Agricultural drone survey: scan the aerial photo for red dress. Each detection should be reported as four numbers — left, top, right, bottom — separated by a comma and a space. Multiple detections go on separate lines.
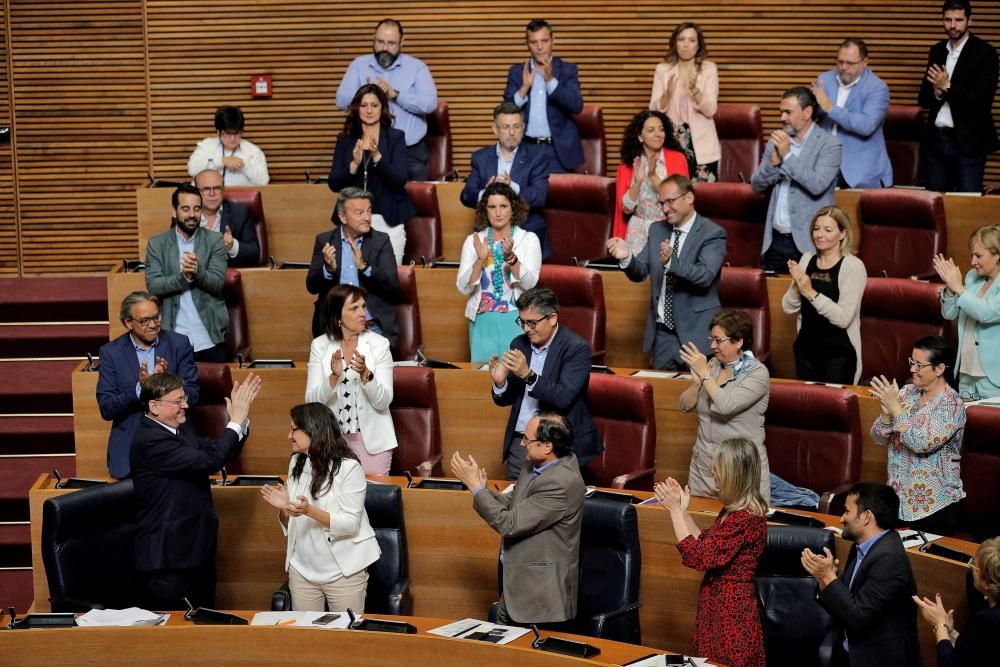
676, 509, 767, 667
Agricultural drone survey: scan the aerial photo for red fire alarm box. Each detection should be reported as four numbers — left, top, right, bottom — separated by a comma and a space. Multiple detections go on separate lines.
251, 75, 272, 98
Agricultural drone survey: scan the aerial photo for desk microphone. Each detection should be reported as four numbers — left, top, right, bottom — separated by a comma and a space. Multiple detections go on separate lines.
404, 471, 414, 488
220, 467, 229, 487
346, 608, 357, 628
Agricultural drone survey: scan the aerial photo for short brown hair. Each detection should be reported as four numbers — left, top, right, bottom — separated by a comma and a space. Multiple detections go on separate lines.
139, 372, 184, 412
710, 310, 753, 352
324, 284, 367, 341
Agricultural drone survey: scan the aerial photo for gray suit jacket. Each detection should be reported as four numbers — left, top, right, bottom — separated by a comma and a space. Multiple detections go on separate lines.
145, 226, 229, 345
750, 123, 841, 255
624, 213, 726, 355
472, 454, 586, 624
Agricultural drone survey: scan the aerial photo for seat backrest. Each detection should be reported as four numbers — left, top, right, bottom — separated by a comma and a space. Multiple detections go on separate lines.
538, 265, 606, 363
719, 267, 770, 362
714, 104, 764, 184
189, 362, 234, 440
764, 382, 862, 494
860, 278, 945, 384
363, 482, 408, 615
389, 366, 442, 477
425, 101, 453, 181
884, 105, 926, 187
41, 480, 140, 611
858, 189, 946, 278
572, 105, 607, 177
692, 182, 767, 267
393, 265, 421, 361
543, 174, 616, 266
223, 267, 251, 362
224, 188, 268, 266
757, 525, 836, 667
585, 374, 655, 490
959, 406, 1000, 541
402, 181, 443, 265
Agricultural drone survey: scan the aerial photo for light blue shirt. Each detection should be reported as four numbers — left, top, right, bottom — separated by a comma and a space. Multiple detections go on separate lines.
131, 333, 160, 397
515, 69, 559, 139
173, 229, 215, 352
476, 144, 523, 201
512, 326, 558, 432
323, 234, 374, 322
773, 123, 814, 234
844, 529, 889, 652
335, 53, 438, 146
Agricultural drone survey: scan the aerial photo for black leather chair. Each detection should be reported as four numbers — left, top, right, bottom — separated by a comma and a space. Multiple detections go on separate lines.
756, 525, 836, 667
41, 480, 140, 612
272, 482, 412, 615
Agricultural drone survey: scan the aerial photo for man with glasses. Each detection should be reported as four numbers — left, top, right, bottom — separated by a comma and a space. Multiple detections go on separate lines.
490, 287, 601, 479
97, 291, 199, 479
187, 105, 269, 186
607, 174, 726, 371
194, 169, 260, 267
811, 38, 893, 189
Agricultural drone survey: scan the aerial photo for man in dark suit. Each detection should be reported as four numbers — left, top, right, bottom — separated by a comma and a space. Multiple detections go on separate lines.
490, 287, 602, 480
97, 291, 199, 479
607, 175, 726, 370
461, 101, 551, 258
194, 169, 261, 267
130, 371, 261, 610
918, 0, 998, 193
451, 413, 585, 625
306, 187, 399, 346
503, 19, 584, 173
801, 482, 921, 667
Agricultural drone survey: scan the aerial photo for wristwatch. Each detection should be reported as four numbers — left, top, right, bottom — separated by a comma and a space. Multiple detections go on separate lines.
524, 370, 537, 384
364, 369, 374, 383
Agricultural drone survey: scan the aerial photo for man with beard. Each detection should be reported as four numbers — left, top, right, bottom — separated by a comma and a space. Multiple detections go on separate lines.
145, 184, 230, 362
336, 18, 438, 181
750, 87, 841, 273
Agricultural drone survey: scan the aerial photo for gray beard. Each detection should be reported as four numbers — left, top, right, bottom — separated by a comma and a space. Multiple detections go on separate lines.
375, 50, 398, 69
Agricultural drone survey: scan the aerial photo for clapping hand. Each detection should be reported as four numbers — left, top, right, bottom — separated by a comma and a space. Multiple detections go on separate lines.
449, 451, 487, 490
347, 237, 366, 270
225, 372, 262, 424
788, 260, 815, 297
932, 254, 964, 294
801, 546, 839, 585
260, 482, 290, 510
811, 79, 833, 113
869, 375, 902, 419
221, 155, 244, 171
519, 59, 535, 97
770, 130, 791, 162
489, 354, 509, 386
287, 495, 310, 518
606, 237, 630, 261
321, 241, 337, 273
330, 349, 345, 382
180, 251, 199, 279
222, 226, 235, 251
349, 350, 369, 381
912, 593, 954, 630
500, 235, 515, 262
501, 348, 530, 379
926, 64, 950, 96
679, 341, 709, 378
654, 477, 689, 512
658, 238, 673, 265
472, 233, 490, 262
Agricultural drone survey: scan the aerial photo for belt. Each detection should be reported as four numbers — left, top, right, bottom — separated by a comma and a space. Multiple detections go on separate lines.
523, 136, 553, 145
656, 322, 675, 333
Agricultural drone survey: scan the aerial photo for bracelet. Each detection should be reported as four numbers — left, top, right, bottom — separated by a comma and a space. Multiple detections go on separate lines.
506, 255, 518, 266
931, 623, 948, 633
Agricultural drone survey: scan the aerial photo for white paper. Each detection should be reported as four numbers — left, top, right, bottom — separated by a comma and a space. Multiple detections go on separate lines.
76, 608, 168, 627
898, 528, 942, 548
630, 370, 680, 379
426, 618, 530, 645
251, 610, 354, 629
621, 654, 709, 666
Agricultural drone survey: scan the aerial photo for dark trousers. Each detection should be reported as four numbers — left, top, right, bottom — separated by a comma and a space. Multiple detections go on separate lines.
762, 232, 800, 274
923, 128, 987, 193
533, 143, 566, 174
141, 559, 216, 611
505, 434, 525, 480
906, 501, 961, 537
794, 347, 857, 385
407, 138, 429, 182
194, 343, 228, 363
652, 326, 685, 370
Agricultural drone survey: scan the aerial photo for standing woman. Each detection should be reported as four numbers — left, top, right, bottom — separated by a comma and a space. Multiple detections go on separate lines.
781, 206, 867, 384
935, 224, 1000, 401
306, 284, 398, 476
260, 403, 380, 612
613, 110, 690, 254
655, 438, 768, 667
328, 83, 414, 265
649, 22, 720, 182
456, 182, 542, 363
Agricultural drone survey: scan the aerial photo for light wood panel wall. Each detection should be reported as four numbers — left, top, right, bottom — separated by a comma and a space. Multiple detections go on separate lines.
1, 2, 999, 274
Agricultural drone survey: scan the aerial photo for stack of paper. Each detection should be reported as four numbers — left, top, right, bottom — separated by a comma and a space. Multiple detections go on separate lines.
250, 611, 353, 629
427, 618, 530, 644
76, 608, 168, 627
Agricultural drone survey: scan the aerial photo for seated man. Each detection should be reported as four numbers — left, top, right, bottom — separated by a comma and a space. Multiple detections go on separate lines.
194, 169, 261, 267
451, 412, 586, 626
97, 291, 199, 479
461, 101, 551, 258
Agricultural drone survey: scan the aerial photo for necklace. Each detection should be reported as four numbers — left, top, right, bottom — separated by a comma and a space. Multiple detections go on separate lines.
486, 227, 509, 306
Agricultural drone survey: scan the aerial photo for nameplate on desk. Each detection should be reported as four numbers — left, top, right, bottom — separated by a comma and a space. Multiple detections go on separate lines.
277, 261, 309, 270
410, 478, 467, 491
919, 542, 973, 564
54, 477, 108, 490
226, 475, 283, 487
8, 613, 77, 629
350, 617, 417, 633
766, 509, 824, 528
246, 359, 295, 369
585, 488, 639, 504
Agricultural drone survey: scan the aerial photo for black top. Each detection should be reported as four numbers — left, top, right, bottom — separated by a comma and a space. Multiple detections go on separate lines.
797, 255, 853, 358
938, 604, 1000, 667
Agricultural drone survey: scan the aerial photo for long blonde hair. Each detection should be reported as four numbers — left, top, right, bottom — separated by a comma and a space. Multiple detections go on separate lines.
715, 438, 768, 516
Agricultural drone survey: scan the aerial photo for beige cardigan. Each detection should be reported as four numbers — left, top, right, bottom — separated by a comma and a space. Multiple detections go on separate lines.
649, 60, 721, 165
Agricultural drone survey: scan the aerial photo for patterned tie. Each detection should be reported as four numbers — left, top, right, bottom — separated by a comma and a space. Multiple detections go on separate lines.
661, 228, 683, 329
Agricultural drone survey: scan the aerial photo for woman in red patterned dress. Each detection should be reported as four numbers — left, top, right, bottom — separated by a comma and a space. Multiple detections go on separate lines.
655, 437, 767, 667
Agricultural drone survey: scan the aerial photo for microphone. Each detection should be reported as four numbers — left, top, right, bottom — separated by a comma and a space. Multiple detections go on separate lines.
346, 608, 357, 628
404, 471, 414, 488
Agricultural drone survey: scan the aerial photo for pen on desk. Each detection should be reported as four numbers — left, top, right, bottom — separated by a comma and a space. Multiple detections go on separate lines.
275, 618, 296, 626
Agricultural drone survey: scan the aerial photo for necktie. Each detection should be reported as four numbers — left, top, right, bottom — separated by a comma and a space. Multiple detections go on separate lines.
661, 228, 683, 329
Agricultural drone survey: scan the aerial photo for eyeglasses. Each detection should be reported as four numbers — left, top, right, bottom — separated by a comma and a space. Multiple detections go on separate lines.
289, 426, 305, 435
836, 58, 865, 67
128, 314, 161, 328
907, 357, 937, 370
709, 336, 732, 345
969, 556, 977, 569
515, 313, 553, 330
961, 390, 981, 402
658, 194, 687, 206
521, 436, 546, 448
219, 130, 242, 138
155, 395, 188, 406
199, 186, 223, 194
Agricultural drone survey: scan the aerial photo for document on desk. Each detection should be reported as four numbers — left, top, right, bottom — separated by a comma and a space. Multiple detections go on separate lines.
622, 654, 710, 666
898, 528, 943, 548
427, 618, 529, 644
76, 608, 169, 627
251, 611, 353, 629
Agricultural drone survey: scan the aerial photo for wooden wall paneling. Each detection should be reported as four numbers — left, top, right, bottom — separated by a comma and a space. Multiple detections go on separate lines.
0, 1, 16, 275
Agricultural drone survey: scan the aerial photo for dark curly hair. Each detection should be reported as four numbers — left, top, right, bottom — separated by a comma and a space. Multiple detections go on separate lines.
289, 402, 359, 499
341, 83, 394, 138
473, 181, 529, 232
619, 110, 683, 164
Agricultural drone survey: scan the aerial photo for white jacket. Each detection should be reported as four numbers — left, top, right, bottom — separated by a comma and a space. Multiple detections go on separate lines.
456, 226, 541, 321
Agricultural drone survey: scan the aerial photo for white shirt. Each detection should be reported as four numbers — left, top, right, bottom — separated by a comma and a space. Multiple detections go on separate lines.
935, 34, 970, 129
831, 75, 862, 137
659, 213, 696, 322
773, 123, 814, 234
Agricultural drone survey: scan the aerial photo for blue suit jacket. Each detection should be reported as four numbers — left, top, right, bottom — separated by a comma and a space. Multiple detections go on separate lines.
815, 68, 893, 188
504, 57, 584, 171
220, 202, 261, 267
97, 329, 199, 478
460, 143, 551, 257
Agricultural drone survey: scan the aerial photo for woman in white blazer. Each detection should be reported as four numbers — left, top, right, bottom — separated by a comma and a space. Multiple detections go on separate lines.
306, 284, 397, 475
260, 402, 380, 612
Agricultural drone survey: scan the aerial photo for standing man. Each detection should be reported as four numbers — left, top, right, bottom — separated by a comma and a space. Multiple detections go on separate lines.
461, 101, 552, 258
918, 0, 998, 193
306, 187, 399, 346
336, 18, 439, 181
145, 184, 230, 363
504, 19, 584, 174
812, 38, 893, 189
194, 169, 261, 267
801, 482, 921, 667
751, 87, 842, 273
97, 292, 199, 479
490, 287, 602, 480
606, 175, 726, 370
131, 372, 261, 610
451, 413, 586, 626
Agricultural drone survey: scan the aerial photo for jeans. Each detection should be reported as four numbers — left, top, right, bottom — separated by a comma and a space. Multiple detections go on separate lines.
923, 128, 987, 193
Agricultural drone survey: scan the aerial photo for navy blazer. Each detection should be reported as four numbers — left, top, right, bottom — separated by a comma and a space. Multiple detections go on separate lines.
504, 57, 584, 171
220, 202, 261, 267
328, 126, 415, 226
492, 325, 602, 466
461, 142, 552, 258
130, 415, 244, 571
918, 33, 999, 158
306, 226, 399, 345
97, 329, 199, 479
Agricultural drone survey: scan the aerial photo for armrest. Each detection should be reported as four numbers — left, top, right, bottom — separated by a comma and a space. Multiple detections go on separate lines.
593, 602, 642, 643
388, 578, 413, 616
611, 468, 656, 491
910, 270, 941, 282
271, 581, 292, 611
819, 482, 856, 516
415, 453, 443, 478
